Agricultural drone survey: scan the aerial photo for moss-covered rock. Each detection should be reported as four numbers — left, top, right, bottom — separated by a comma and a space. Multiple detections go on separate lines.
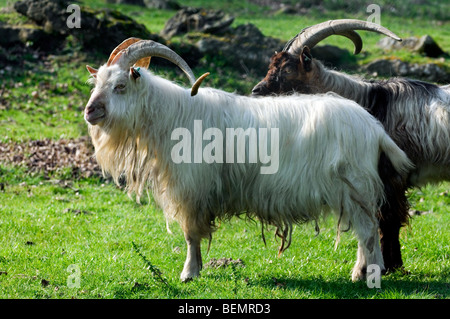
193, 23, 284, 76
361, 58, 450, 83
12, 0, 163, 54
161, 7, 234, 39
377, 35, 446, 58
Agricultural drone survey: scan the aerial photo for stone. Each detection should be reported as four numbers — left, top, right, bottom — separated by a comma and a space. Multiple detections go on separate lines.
414, 35, 446, 58
194, 23, 284, 76
362, 58, 450, 83
160, 7, 234, 39
310, 45, 356, 69
12, 0, 162, 54
14, 0, 71, 33
377, 34, 446, 57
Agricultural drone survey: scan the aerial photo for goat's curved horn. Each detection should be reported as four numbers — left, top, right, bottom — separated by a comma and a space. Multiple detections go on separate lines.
191, 72, 210, 96
112, 40, 196, 86
283, 29, 363, 55
107, 37, 142, 66
284, 19, 402, 55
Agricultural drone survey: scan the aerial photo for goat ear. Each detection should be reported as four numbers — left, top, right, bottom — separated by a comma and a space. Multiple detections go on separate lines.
300, 46, 313, 72
130, 67, 141, 81
86, 65, 98, 78
133, 57, 151, 69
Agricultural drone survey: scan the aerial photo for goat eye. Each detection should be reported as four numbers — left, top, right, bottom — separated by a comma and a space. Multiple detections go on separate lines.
113, 84, 126, 93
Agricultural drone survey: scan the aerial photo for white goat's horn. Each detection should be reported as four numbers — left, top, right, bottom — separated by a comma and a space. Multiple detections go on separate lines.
284, 19, 402, 55
107, 37, 143, 66
191, 72, 210, 96
112, 39, 197, 86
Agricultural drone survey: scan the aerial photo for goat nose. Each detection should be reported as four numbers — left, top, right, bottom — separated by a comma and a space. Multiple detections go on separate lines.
85, 104, 94, 114
84, 100, 106, 125
85, 101, 103, 113
251, 87, 260, 94
252, 82, 266, 96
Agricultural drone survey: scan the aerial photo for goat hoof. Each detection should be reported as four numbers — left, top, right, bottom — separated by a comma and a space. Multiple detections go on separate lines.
180, 269, 200, 282
351, 267, 366, 282
181, 276, 193, 283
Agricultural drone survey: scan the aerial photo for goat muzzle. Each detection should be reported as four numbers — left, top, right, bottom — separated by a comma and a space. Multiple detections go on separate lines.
251, 81, 270, 96
84, 101, 106, 125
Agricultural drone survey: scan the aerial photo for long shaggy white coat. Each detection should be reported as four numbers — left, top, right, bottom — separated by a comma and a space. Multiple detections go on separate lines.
86, 64, 413, 282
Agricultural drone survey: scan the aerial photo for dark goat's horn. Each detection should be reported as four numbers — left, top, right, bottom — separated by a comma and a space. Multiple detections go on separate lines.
284, 19, 402, 55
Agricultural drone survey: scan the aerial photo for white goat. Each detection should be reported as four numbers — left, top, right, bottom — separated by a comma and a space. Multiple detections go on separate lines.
84, 38, 413, 282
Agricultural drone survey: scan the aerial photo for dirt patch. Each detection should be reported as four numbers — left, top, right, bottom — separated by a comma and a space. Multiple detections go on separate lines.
0, 137, 101, 178
204, 257, 245, 269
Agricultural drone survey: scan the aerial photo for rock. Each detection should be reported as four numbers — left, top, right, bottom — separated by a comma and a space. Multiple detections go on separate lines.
362, 58, 450, 83
193, 24, 356, 75
167, 40, 203, 67
363, 59, 398, 76
161, 7, 234, 39
310, 45, 356, 69
194, 23, 284, 76
378, 37, 416, 51
0, 23, 63, 51
377, 35, 446, 57
0, 24, 21, 45
12, 0, 162, 54
72, 9, 161, 54
415, 35, 446, 58
14, 0, 71, 33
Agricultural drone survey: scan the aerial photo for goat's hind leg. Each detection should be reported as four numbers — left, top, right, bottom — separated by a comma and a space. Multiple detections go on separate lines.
377, 154, 409, 272
349, 204, 385, 282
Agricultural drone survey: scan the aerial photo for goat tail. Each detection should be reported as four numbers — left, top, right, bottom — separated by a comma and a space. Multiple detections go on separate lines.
379, 134, 414, 178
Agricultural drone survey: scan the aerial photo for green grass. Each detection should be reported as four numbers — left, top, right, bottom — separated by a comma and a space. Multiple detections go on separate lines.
0, 0, 449, 299
1, 0, 448, 140
0, 167, 448, 299
0, 54, 90, 142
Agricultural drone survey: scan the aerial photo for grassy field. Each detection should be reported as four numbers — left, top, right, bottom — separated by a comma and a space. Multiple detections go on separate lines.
0, 0, 449, 300
0, 171, 448, 299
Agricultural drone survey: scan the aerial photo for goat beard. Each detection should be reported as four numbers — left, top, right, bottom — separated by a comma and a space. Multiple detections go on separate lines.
88, 122, 162, 202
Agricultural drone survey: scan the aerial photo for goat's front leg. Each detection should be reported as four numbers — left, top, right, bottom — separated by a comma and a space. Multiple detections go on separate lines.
180, 233, 202, 282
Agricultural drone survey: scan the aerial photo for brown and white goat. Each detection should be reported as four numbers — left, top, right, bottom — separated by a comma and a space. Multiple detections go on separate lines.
252, 19, 450, 272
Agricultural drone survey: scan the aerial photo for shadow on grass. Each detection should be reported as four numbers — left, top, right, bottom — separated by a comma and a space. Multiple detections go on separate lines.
246, 269, 450, 299
109, 269, 449, 299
